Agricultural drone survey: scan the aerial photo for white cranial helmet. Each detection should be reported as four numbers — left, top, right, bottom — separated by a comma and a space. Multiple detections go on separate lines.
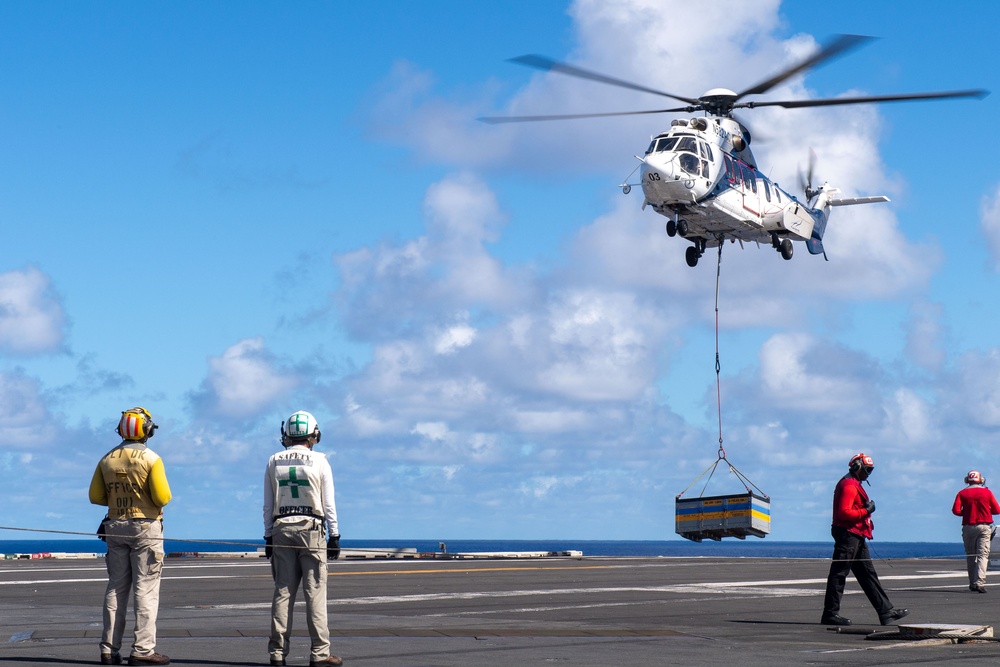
281, 410, 320, 445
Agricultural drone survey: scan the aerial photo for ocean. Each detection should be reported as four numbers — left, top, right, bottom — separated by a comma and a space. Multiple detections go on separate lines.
0, 538, 968, 560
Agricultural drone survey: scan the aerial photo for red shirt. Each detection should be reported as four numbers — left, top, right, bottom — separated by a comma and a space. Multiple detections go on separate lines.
952, 485, 1000, 525
832, 475, 873, 538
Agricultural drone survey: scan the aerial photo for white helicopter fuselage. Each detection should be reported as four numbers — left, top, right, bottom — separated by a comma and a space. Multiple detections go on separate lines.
638, 115, 821, 256
628, 111, 889, 267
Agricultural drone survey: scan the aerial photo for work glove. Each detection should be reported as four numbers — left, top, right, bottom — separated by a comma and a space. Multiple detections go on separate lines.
327, 534, 341, 561
864, 500, 876, 515
264, 536, 273, 559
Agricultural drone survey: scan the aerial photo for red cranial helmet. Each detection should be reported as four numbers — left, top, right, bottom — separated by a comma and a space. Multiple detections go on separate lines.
848, 452, 874, 474
966, 470, 985, 485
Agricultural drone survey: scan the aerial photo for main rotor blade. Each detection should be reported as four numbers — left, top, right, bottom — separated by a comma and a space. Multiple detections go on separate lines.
509, 54, 701, 105
738, 88, 990, 109
737, 34, 875, 100
478, 107, 690, 124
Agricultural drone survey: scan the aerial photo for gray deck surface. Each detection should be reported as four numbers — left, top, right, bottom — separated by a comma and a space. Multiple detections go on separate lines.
2, 554, 1000, 666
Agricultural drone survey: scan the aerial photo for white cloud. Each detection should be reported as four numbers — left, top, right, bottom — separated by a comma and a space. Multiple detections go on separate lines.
882, 388, 938, 445
196, 338, 298, 418
0, 266, 66, 355
905, 301, 947, 373
947, 348, 1000, 429
0, 371, 57, 449
434, 324, 476, 354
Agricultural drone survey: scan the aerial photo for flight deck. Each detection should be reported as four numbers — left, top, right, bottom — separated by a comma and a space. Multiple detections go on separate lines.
2, 554, 1000, 666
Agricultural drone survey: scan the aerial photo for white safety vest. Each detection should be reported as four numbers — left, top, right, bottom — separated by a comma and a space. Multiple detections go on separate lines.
271, 447, 326, 520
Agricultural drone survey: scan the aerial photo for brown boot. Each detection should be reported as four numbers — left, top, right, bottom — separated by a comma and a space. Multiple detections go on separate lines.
309, 657, 343, 666
127, 653, 171, 666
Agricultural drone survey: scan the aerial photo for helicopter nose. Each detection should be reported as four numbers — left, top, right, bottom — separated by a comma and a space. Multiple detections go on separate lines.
641, 154, 695, 204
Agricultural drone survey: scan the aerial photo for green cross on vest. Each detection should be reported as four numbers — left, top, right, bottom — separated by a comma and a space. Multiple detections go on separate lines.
279, 466, 311, 499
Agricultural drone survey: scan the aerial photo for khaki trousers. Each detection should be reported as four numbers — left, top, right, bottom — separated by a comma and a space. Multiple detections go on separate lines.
269, 520, 330, 661
101, 518, 164, 657
962, 523, 993, 588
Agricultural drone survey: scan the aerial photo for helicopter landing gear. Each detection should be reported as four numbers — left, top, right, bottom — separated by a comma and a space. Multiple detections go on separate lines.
676, 220, 689, 238
685, 246, 700, 267
770, 234, 793, 260
685, 238, 707, 267
666, 220, 676, 237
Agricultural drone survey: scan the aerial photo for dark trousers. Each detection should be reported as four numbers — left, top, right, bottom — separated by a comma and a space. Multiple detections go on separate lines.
823, 526, 893, 616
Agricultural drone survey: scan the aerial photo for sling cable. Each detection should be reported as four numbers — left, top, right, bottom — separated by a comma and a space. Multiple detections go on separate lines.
675, 240, 770, 542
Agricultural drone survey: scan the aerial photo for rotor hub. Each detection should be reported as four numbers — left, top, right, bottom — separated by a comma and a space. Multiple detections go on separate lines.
699, 88, 738, 115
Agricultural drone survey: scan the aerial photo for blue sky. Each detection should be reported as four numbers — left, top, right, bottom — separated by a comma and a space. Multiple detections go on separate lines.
1, 0, 998, 545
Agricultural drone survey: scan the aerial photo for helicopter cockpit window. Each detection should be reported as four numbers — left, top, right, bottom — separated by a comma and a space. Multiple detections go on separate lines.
676, 136, 698, 154
699, 141, 714, 162
762, 177, 771, 202
679, 153, 701, 176
646, 136, 679, 154
656, 137, 678, 152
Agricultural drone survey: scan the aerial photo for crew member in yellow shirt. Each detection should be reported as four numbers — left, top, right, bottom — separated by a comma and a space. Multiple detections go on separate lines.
89, 407, 172, 666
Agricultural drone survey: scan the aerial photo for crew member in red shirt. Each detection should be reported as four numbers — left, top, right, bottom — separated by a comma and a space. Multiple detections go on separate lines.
821, 453, 909, 626
952, 470, 1000, 593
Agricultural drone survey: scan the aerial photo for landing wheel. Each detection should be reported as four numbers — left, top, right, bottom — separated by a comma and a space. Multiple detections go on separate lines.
770, 232, 780, 249
677, 220, 689, 237
779, 239, 794, 260
666, 220, 676, 237
685, 245, 700, 267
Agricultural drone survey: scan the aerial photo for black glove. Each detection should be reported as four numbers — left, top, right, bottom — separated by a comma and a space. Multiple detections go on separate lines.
264, 536, 273, 559
96, 518, 108, 543
327, 534, 341, 561
864, 500, 876, 515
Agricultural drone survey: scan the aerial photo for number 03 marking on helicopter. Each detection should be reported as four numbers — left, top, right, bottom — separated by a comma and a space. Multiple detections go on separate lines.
480, 35, 988, 267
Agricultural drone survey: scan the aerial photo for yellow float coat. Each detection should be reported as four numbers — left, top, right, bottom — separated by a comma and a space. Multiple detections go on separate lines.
89, 442, 171, 520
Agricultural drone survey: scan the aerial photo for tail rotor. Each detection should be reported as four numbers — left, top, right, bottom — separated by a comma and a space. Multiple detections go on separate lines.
798, 149, 820, 204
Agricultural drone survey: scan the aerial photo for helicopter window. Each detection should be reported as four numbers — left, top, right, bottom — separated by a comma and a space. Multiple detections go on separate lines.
762, 177, 771, 202
655, 136, 678, 152
724, 155, 738, 183
679, 153, 701, 176
699, 142, 714, 162
740, 164, 756, 193
676, 136, 698, 153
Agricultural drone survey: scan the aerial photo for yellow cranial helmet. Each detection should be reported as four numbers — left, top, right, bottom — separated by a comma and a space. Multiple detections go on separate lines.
117, 407, 157, 442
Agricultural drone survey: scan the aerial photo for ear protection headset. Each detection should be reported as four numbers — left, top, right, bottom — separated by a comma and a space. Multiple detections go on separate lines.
116, 406, 157, 442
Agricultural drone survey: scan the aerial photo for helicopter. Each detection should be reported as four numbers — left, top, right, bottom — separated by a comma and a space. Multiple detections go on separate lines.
481, 35, 988, 267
